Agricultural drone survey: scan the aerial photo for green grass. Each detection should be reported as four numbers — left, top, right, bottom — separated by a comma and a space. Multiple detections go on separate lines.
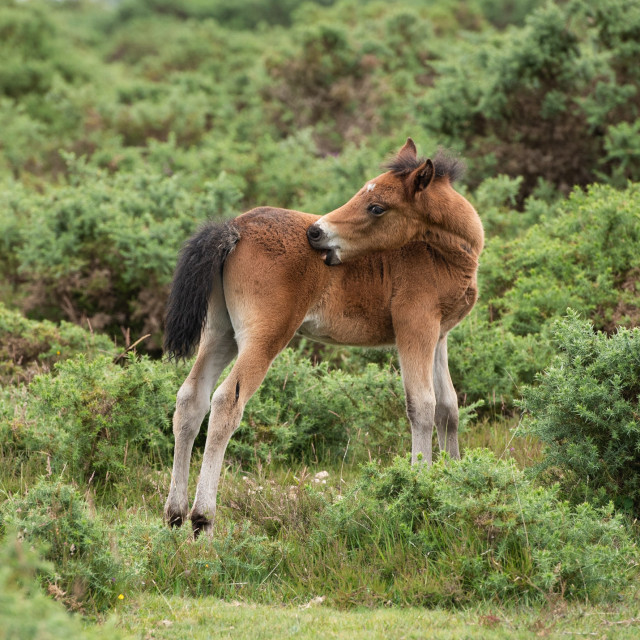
116, 594, 640, 639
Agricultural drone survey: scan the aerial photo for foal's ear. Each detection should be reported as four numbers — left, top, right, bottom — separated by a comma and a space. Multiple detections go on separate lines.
411, 158, 435, 193
398, 137, 417, 158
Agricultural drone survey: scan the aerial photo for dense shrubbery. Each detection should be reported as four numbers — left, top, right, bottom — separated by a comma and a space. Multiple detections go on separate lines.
0, 534, 120, 639
520, 313, 640, 514
2, 0, 639, 196
1, 158, 242, 350
1, 353, 187, 487
237, 348, 407, 464
0, 303, 114, 385
422, 0, 640, 195
0, 481, 124, 613
449, 181, 640, 409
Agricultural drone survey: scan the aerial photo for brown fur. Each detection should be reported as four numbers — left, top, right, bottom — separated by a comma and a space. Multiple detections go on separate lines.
164, 139, 484, 536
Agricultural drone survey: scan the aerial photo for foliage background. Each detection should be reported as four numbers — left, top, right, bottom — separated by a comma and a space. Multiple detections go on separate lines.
1, 0, 640, 636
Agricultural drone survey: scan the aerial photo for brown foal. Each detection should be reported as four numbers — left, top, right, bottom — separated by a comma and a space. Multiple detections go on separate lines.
163, 138, 484, 536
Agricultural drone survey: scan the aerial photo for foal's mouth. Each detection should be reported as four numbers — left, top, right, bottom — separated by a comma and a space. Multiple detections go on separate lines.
307, 222, 342, 266
321, 248, 342, 266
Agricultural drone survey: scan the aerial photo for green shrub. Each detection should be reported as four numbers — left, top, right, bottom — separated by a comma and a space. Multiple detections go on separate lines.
421, 0, 640, 196
0, 481, 124, 613
2, 353, 187, 486
234, 348, 408, 465
519, 312, 640, 513
310, 450, 638, 605
449, 181, 640, 411
1, 158, 242, 350
0, 532, 121, 639
0, 303, 114, 385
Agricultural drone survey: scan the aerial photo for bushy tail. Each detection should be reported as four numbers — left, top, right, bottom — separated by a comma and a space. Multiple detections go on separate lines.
164, 221, 240, 360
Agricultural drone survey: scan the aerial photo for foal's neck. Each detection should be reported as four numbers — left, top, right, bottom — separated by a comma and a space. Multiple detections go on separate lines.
420, 183, 484, 260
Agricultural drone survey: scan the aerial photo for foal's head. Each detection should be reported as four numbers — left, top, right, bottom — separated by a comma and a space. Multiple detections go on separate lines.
307, 139, 479, 265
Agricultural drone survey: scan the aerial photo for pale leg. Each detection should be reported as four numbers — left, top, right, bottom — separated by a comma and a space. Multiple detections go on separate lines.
189, 336, 294, 537
433, 334, 460, 459
395, 320, 439, 465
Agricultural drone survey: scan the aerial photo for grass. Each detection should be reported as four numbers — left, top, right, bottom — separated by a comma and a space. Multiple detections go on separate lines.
115, 594, 640, 639
3, 416, 638, 639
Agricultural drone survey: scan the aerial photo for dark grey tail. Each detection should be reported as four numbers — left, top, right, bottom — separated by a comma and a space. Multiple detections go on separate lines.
164, 221, 240, 360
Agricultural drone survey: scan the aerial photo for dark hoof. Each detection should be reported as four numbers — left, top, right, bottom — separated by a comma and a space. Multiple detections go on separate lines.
164, 504, 187, 528
190, 513, 212, 538
166, 512, 185, 528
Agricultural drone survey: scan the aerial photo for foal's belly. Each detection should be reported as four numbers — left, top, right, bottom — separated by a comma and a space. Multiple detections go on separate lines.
296, 306, 396, 347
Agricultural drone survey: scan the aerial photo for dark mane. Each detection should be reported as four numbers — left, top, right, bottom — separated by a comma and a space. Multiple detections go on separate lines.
384, 148, 465, 183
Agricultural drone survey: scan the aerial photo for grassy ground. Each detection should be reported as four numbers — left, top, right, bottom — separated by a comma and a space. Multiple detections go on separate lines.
115, 595, 640, 639
4, 417, 638, 639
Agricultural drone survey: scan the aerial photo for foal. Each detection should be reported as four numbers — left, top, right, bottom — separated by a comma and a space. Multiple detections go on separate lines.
164, 139, 484, 536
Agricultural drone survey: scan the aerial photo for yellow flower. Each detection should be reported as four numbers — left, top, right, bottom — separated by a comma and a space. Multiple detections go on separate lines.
56, 350, 61, 355
205, 564, 209, 568
118, 594, 124, 600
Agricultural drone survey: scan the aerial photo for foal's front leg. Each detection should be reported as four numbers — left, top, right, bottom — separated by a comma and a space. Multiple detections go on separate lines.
395, 320, 440, 465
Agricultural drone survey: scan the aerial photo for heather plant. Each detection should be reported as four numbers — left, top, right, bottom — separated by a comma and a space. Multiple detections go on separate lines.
519, 312, 640, 513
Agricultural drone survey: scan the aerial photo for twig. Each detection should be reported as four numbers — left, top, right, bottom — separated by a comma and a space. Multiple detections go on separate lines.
113, 334, 151, 363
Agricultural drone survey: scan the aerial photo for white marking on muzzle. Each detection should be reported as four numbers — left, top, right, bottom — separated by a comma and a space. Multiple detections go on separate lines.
315, 217, 339, 243
314, 218, 343, 264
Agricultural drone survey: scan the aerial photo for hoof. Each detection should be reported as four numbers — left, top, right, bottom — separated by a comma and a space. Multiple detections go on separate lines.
165, 511, 185, 528
190, 512, 213, 538
164, 501, 188, 529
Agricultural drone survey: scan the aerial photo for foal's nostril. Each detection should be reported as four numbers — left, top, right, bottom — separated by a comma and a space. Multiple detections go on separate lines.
307, 224, 324, 245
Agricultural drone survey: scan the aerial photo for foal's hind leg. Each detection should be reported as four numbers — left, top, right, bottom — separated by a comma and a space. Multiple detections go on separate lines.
189, 331, 297, 537
433, 334, 460, 459
164, 320, 237, 527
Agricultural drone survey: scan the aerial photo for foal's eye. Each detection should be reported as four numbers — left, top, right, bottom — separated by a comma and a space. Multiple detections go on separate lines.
367, 204, 386, 216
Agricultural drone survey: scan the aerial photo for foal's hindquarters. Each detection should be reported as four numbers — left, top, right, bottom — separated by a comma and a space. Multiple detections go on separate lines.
164, 211, 324, 535
164, 209, 476, 536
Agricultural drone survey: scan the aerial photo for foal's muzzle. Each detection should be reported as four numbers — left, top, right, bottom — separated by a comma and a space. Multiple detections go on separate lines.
307, 224, 342, 266
307, 224, 324, 245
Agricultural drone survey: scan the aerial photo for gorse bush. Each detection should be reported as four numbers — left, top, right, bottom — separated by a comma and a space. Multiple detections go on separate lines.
0, 481, 124, 613
310, 451, 637, 605
1, 157, 242, 350
0, 302, 114, 385
0, 533, 121, 639
2, 354, 187, 487
520, 312, 640, 513
449, 181, 640, 411
235, 348, 408, 465
422, 0, 640, 195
